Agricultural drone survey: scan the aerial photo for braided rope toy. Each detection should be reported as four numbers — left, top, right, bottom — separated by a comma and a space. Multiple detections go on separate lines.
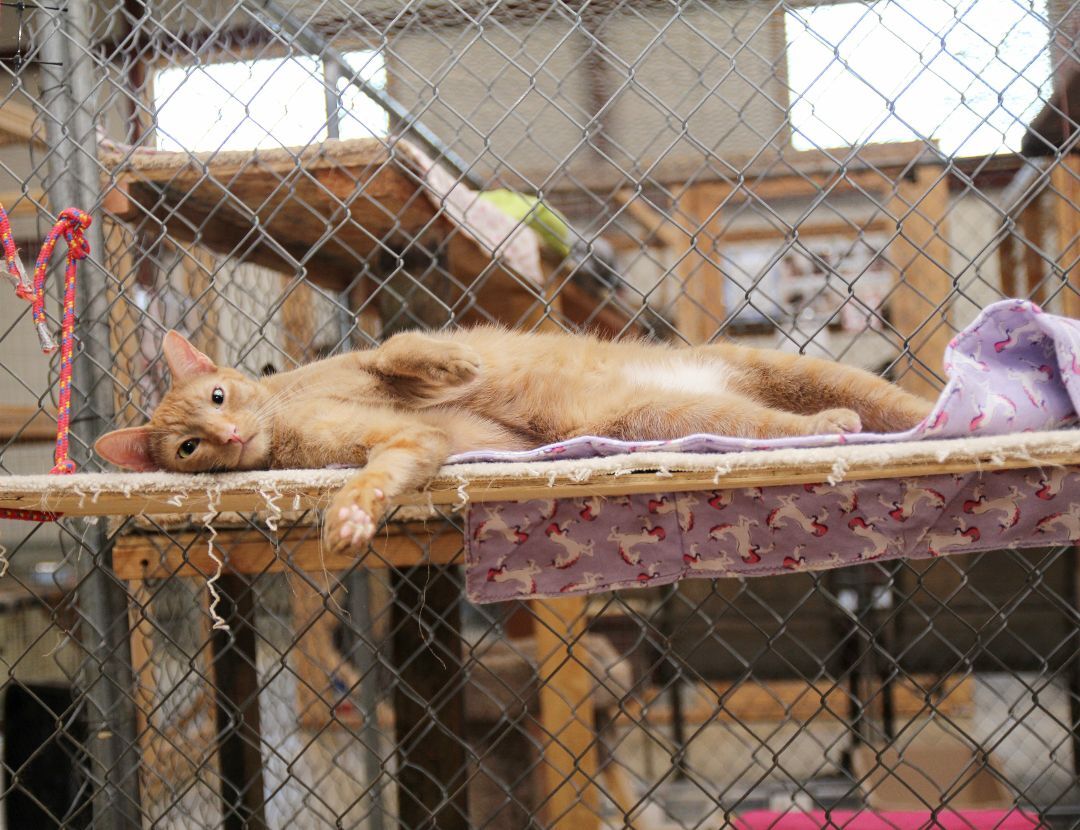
0, 203, 92, 522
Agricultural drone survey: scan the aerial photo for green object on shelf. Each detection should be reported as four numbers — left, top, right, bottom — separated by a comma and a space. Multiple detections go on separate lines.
478, 189, 572, 258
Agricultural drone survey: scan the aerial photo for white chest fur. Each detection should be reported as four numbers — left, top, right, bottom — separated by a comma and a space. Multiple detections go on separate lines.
622, 358, 728, 395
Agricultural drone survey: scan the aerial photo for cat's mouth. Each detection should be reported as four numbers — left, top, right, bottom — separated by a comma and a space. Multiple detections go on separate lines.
233, 435, 250, 466
231, 433, 265, 469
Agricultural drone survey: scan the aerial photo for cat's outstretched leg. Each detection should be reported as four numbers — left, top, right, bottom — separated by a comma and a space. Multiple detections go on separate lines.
580, 390, 861, 441
324, 414, 451, 553
359, 331, 481, 406
708, 343, 934, 433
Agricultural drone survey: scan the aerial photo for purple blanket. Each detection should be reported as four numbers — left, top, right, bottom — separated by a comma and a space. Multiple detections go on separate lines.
463, 300, 1080, 603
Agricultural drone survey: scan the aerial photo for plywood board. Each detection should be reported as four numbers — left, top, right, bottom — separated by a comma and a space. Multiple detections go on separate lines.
3, 430, 1078, 518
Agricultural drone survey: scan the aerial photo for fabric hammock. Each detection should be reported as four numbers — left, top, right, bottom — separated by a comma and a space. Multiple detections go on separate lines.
462, 299, 1080, 602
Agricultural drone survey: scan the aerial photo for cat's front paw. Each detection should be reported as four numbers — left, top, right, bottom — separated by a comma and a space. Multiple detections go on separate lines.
376, 338, 481, 404
812, 408, 862, 435
325, 485, 388, 553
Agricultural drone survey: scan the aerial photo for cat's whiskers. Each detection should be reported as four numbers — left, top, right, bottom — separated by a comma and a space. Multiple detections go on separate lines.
250, 377, 336, 423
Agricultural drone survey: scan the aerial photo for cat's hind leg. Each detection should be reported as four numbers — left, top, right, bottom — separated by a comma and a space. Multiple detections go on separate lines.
707, 343, 934, 433
578, 390, 861, 441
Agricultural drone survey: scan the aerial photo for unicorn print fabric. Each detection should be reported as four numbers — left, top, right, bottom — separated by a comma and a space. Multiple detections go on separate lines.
464, 300, 1080, 603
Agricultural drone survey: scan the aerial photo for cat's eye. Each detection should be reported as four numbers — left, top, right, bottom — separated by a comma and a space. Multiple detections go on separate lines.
177, 438, 200, 459
211, 387, 225, 406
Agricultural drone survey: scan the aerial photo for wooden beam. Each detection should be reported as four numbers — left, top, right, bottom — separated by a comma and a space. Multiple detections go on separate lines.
1020, 193, 1048, 305
532, 595, 601, 830
112, 525, 463, 581
391, 564, 470, 830
0, 189, 46, 217
614, 674, 974, 729
1050, 154, 1080, 319
0, 100, 45, 146
718, 217, 892, 246
101, 217, 148, 427
280, 276, 317, 365
717, 168, 892, 206
887, 164, 954, 399
612, 190, 685, 250
675, 181, 730, 344
212, 573, 268, 830
0, 405, 56, 442
547, 140, 939, 194
998, 228, 1018, 299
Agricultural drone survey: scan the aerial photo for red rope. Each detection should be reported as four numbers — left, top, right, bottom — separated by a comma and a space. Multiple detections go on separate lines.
0, 203, 91, 523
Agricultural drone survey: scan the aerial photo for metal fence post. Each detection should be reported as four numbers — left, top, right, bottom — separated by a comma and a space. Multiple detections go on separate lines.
37, 2, 144, 826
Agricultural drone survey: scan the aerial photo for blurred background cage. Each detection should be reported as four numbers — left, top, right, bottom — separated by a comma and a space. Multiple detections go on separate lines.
0, 0, 1079, 828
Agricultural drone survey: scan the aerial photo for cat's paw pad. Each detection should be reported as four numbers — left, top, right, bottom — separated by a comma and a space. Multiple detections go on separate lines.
813, 408, 862, 434
335, 504, 375, 547
426, 343, 481, 385
325, 487, 387, 552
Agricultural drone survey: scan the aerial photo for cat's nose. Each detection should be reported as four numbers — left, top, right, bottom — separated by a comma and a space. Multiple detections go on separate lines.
222, 424, 243, 444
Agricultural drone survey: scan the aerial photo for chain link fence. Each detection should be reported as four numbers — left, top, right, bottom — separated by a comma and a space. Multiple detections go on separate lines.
0, 0, 1078, 827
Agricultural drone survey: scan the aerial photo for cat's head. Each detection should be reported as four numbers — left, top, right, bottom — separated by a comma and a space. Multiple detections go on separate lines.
95, 331, 272, 473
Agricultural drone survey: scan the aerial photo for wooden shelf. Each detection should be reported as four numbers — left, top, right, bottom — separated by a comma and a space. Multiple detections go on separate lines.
1, 431, 1077, 519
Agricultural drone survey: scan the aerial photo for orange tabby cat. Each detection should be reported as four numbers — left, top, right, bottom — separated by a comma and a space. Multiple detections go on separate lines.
95, 329, 933, 554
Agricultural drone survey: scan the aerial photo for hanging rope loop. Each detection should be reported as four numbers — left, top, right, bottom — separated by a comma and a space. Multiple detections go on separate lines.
0, 202, 91, 519
0, 199, 31, 300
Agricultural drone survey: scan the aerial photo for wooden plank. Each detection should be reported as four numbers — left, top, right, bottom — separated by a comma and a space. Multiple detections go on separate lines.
887, 164, 954, 399
177, 241, 222, 364
675, 181, 730, 344
0, 99, 45, 146
1050, 154, 1080, 319
0, 189, 46, 216
612, 190, 685, 250
720, 167, 893, 205
391, 564, 470, 830
998, 227, 1018, 299
102, 217, 146, 427
112, 525, 463, 581
0, 405, 56, 442
280, 276, 316, 365
547, 140, 938, 194
555, 280, 640, 338
532, 595, 601, 830
719, 217, 892, 245
616, 673, 974, 728
1020, 193, 1048, 305
6, 430, 1079, 518
99, 139, 391, 186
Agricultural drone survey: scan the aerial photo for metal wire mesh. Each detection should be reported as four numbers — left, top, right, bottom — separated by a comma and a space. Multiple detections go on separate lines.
0, 0, 1078, 827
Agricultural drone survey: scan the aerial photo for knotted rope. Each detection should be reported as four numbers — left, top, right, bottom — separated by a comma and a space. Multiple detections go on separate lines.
0, 203, 92, 521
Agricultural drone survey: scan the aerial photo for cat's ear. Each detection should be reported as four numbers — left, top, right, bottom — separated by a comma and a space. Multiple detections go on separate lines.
94, 426, 158, 471
162, 330, 216, 383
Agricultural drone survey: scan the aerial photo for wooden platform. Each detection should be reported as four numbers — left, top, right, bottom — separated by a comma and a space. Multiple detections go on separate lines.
1, 430, 1077, 518
98, 137, 541, 295
100, 139, 423, 289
